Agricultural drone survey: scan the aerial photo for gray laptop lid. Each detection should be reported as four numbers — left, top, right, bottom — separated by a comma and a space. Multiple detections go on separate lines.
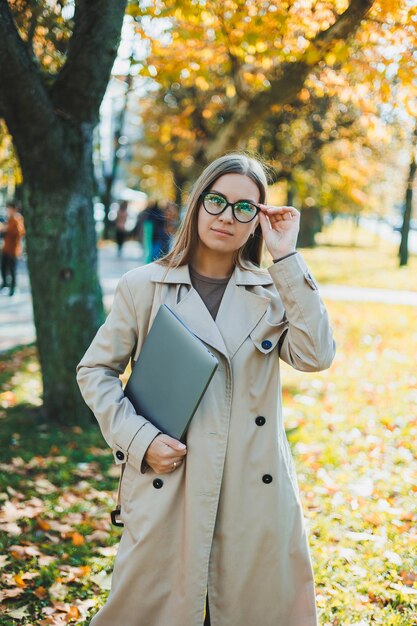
124, 304, 218, 441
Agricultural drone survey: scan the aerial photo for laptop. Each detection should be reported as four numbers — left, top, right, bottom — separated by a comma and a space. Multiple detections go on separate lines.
124, 304, 219, 441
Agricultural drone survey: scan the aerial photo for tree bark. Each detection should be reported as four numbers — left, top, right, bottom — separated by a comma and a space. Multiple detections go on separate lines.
0, 0, 127, 424
23, 124, 104, 422
297, 206, 323, 248
399, 122, 417, 267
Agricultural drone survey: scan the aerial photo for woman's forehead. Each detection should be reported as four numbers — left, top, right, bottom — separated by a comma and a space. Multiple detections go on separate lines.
210, 173, 260, 203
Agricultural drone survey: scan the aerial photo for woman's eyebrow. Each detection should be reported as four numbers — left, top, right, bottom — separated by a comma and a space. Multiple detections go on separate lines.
209, 190, 259, 203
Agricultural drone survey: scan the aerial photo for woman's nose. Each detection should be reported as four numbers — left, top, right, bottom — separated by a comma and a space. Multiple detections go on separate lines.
219, 205, 234, 222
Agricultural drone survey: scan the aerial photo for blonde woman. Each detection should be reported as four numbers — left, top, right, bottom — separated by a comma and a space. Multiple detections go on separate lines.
77, 153, 335, 626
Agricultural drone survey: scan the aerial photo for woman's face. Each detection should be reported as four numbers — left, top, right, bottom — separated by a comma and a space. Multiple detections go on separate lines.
196, 173, 260, 256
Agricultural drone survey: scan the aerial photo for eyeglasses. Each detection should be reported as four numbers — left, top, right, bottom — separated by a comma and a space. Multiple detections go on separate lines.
200, 191, 259, 223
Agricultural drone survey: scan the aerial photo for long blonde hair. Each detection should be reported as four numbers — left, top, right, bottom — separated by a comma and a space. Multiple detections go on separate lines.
158, 153, 269, 273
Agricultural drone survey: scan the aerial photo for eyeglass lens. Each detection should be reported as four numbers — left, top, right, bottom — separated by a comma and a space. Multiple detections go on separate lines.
203, 193, 257, 223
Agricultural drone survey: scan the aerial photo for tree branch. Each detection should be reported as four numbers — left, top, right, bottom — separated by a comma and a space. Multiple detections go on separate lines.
205, 0, 376, 161
0, 1, 63, 172
50, 0, 127, 123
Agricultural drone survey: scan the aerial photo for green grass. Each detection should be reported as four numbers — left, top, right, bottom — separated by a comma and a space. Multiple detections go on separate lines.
263, 217, 417, 291
0, 347, 121, 624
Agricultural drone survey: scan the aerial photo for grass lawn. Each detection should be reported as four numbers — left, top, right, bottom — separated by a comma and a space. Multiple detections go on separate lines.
1, 232, 417, 624
264, 218, 417, 292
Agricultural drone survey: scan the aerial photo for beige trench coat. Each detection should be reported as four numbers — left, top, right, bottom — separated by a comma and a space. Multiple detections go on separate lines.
76, 253, 335, 626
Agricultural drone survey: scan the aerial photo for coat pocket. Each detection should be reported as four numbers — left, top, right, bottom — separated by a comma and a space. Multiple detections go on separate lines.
119, 461, 137, 512
278, 430, 300, 498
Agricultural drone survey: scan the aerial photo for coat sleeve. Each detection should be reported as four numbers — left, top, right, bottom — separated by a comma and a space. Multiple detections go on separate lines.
267, 253, 336, 372
76, 274, 161, 472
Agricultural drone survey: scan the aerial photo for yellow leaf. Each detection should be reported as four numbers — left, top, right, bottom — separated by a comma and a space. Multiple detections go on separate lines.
37, 518, 51, 531
14, 573, 26, 587
304, 46, 322, 65
78, 565, 91, 577
195, 76, 209, 91
325, 52, 337, 66
226, 84, 236, 98
256, 41, 268, 53
71, 532, 84, 546
66, 605, 80, 620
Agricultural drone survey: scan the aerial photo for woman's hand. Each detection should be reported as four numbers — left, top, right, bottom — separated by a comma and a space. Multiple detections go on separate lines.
144, 433, 187, 474
258, 204, 300, 260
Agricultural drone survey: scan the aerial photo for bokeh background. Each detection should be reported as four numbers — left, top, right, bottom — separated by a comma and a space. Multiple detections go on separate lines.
0, 1, 416, 624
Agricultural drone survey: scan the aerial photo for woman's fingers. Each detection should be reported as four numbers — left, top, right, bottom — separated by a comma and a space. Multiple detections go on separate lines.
144, 433, 187, 473
158, 433, 187, 454
158, 456, 184, 474
259, 204, 299, 219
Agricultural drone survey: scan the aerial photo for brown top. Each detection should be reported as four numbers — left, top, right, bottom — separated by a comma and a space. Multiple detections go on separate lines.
189, 266, 231, 320
3, 214, 25, 257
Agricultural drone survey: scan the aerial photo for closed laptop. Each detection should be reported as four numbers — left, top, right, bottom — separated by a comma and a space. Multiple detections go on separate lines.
124, 304, 219, 441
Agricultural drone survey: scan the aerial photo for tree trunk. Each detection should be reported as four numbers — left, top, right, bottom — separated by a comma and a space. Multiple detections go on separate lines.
297, 206, 323, 248
399, 125, 417, 267
23, 123, 104, 424
0, 0, 127, 424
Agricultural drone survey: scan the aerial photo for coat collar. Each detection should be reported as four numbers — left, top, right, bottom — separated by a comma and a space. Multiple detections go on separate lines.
150, 262, 272, 360
150, 262, 273, 287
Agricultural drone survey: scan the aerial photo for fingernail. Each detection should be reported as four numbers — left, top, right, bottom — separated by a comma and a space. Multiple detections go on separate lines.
178, 443, 186, 449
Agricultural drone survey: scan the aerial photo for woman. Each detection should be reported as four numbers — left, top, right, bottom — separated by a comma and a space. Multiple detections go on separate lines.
115, 201, 128, 258
76, 153, 335, 626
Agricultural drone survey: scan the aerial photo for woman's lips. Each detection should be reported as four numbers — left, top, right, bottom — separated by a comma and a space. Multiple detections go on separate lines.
211, 228, 233, 236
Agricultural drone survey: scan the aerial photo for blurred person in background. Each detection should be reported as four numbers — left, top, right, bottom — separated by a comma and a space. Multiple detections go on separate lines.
0, 199, 25, 296
115, 200, 128, 258
136, 200, 170, 263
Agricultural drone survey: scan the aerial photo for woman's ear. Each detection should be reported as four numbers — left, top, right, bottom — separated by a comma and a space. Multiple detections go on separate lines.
252, 215, 260, 235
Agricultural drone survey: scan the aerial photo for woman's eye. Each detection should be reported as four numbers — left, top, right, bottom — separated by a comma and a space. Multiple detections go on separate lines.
207, 195, 223, 205
236, 203, 254, 214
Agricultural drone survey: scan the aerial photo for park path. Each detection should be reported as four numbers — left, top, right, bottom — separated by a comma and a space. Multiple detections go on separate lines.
1, 241, 416, 352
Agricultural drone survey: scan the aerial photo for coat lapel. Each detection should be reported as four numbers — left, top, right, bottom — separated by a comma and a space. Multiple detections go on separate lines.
151, 262, 273, 361
215, 274, 270, 359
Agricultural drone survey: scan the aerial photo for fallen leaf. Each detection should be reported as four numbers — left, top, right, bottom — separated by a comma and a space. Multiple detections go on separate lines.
6, 603, 30, 618
0, 587, 24, 601
9, 544, 42, 559
34, 585, 48, 599
90, 570, 112, 590
0, 521, 22, 535
37, 518, 51, 531
71, 532, 84, 546
400, 570, 417, 586
95, 545, 118, 557
0, 555, 10, 568
66, 605, 80, 620
49, 582, 70, 601
14, 573, 27, 587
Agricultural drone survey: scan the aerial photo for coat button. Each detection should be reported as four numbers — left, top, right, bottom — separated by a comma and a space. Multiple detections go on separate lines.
116, 450, 125, 461
262, 474, 273, 484
262, 340, 272, 350
255, 416, 266, 426
153, 478, 163, 489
